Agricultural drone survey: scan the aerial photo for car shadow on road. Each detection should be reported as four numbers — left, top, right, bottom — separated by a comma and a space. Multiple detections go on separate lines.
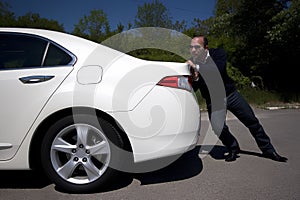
55, 146, 204, 193
0, 170, 51, 189
3, 145, 266, 193
0, 147, 203, 193
133, 146, 203, 185
132, 145, 272, 188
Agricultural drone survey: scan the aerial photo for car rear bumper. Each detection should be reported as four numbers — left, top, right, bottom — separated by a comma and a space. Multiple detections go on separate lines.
113, 85, 201, 163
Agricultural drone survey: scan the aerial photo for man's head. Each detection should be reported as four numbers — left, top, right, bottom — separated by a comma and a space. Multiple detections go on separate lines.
190, 35, 208, 59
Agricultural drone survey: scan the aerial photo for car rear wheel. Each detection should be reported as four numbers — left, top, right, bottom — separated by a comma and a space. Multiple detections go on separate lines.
41, 114, 124, 193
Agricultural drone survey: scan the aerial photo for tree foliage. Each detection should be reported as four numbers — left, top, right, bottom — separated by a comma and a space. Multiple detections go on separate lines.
0, 1, 64, 31
134, 0, 173, 28
0, 1, 16, 26
267, 0, 300, 46
72, 9, 110, 42
208, 0, 295, 92
16, 13, 64, 31
264, 0, 300, 93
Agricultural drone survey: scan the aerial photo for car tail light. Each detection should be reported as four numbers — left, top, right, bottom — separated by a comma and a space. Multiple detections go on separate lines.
157, 75, 193, 92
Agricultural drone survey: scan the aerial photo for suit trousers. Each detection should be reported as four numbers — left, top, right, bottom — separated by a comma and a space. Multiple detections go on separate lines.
207, 90, 275, 153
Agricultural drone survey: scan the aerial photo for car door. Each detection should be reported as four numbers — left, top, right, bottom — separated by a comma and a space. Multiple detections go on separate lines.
0, 32, 75, 160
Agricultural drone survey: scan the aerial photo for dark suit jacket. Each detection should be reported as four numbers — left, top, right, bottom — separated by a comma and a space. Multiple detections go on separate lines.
192, 48, 236, 104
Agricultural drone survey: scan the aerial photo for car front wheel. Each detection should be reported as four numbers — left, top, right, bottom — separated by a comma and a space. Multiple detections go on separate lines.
41, 114, 124, 193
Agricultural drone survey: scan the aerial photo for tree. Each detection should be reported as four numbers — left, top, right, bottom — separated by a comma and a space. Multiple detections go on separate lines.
264, 0, 300, 94
214, 0, 241, 17
1, 1, 64, 31
172, 20, 187, 33
0, 1, 16, 26
134, 0, 172, 28
190, 18, 213, 36
211, 0, 292, 90
266, 0, 300, 48
73, 9, 110, 43
16, 12, 64, 31
230, 0, 291, 90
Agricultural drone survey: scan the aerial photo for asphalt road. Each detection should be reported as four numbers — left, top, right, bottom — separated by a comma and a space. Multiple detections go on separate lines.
0, 108, 299, 200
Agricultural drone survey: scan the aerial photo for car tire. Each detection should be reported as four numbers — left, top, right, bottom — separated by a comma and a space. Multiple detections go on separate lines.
41, 114, 125, 193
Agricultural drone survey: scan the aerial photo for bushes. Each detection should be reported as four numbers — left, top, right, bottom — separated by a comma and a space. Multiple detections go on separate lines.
227, 62, 252, 89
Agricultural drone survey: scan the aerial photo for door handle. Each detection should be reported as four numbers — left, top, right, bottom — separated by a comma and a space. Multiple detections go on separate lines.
19, 75, 55, 84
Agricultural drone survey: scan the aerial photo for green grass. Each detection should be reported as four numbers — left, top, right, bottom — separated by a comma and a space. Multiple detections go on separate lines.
238, 88, 282, 106
194, 88, 299, 110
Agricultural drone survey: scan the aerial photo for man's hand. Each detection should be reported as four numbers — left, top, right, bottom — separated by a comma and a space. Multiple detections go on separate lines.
186, 60, 199, 81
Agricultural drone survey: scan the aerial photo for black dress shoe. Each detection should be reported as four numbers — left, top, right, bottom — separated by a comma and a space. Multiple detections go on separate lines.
225, 151, 239, 162
263, 151, 288, 162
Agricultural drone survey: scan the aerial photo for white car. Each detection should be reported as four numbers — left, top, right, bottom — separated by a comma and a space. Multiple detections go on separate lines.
0, 28, 200, 193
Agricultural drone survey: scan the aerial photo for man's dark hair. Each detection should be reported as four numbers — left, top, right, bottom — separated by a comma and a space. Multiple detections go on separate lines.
192, 34, 208, 47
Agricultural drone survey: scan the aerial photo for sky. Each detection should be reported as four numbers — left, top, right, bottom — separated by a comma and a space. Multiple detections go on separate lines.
8, 0, 216, 33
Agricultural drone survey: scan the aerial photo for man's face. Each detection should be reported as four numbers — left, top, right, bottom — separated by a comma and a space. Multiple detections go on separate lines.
190, 37, 205, 58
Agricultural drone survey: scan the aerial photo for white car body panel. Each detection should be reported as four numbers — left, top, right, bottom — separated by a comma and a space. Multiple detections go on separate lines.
112, 86, 200, 162
0, 67, 73, 160
0, 28, 200, 169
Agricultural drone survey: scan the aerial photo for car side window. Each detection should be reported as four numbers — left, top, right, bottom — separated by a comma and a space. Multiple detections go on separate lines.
0, 33, 47, 69
44, 43, 73, 66
0, 33, 75, 70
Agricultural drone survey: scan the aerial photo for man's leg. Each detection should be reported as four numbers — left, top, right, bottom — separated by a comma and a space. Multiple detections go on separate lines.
226, 91, 275, 153
207, 104, 240, 161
